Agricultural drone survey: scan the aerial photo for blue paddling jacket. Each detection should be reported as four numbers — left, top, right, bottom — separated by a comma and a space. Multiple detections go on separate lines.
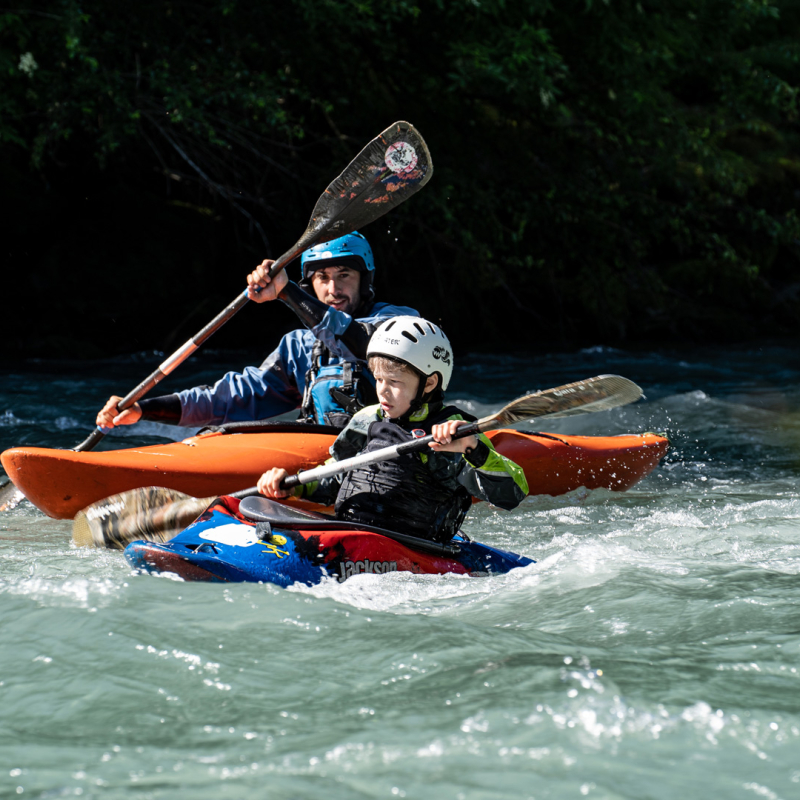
174, 301, 418, 427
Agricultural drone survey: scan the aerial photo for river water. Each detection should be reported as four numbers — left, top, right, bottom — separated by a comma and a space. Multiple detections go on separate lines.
1, 343, 799, 799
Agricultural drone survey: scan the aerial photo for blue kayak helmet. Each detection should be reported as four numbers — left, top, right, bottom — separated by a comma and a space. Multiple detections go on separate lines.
299, 232, 375, 304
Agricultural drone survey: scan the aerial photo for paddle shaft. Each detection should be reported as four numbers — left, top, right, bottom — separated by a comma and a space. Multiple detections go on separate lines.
74, 121, 432, 452
77, 258, 290, 451
180, 426, 480, 501
281, 422, 481, 489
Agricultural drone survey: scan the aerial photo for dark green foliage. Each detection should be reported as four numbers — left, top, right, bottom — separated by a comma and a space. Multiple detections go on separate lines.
2, 0, 799, 356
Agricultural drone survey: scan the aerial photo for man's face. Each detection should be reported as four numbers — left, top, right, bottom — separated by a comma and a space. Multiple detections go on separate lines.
310, 266, 362, 316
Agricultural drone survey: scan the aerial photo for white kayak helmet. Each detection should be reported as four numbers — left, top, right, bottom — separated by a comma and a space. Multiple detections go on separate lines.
367, 316, 454, 391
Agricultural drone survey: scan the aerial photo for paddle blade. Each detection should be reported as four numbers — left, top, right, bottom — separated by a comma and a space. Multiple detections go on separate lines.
72, 487, 212, 550
0, 480, 24, 512
295, 121, 433, 249
542, 375, 644, 419
481, 375, 644, 430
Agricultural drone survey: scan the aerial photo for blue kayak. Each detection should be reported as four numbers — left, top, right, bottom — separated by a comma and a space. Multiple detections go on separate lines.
124, 495, 534, 587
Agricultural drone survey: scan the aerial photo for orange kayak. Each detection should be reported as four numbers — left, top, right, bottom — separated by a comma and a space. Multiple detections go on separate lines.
1, 424, 669, 520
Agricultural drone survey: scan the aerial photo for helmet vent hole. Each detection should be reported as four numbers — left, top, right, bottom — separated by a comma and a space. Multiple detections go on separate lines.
413, 322, 426, 336
385, 320, 396, 331
401, 331, 418, 343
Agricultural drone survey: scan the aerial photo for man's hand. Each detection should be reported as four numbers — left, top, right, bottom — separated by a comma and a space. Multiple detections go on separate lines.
429, 419, 478, 454
247, 259, 289, 303
96, 395, 142, 428
257, 467, 292, 498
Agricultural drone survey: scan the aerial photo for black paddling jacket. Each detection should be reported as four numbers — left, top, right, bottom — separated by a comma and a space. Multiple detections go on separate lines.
293, 402, 529, 543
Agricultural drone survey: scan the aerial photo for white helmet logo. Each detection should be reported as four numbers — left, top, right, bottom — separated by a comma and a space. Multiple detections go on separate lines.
384, 142, 418, 174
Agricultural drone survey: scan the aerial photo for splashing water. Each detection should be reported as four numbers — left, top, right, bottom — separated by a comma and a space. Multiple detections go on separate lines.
0, 345, 799, 799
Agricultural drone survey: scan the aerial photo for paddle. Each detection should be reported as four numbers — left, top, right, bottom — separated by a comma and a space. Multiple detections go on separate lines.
1, 121, 433, 512
282, 374, 642, 489
72, 374, 642, 549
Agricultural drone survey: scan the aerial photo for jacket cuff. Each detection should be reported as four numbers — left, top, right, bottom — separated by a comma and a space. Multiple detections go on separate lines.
463, 439, 490, 468
139, 394, 182, 424
278, 280, 327, 329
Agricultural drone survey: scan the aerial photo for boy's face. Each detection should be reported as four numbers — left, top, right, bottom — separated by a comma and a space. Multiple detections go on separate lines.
373, 364, 421, 419
373, 364, 440, 419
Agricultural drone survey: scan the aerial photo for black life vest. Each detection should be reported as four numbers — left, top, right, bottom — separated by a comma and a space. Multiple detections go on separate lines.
300, 340, 377, 428
334, 405, 472, 543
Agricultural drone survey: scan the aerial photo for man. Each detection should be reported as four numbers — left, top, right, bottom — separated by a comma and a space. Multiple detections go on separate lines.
96, 232, 418, 430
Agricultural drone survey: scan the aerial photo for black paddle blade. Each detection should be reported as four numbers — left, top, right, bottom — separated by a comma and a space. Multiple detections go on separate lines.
295, 121, 433, 249
72, 487, 212, 549
485, 375, 644, 429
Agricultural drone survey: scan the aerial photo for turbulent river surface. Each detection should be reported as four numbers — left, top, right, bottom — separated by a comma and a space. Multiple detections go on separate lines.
1, 343, 799, 799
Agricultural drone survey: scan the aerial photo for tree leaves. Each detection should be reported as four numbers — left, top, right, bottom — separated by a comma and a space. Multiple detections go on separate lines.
2, 0, 799, 350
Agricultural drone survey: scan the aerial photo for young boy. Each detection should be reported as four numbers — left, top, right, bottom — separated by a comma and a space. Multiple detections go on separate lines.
257, 316, 528, 543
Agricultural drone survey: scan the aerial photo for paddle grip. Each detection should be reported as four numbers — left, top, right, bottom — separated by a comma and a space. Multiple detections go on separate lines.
231, 487, 260, 500
247, 246, 301, 297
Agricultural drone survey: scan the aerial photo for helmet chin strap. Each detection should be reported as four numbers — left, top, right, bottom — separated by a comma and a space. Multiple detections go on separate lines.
353, 283, 375, 317
359, 282, 375, 306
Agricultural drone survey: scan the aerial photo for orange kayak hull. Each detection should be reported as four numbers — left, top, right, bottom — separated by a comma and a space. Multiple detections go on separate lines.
1, 429, 669, 520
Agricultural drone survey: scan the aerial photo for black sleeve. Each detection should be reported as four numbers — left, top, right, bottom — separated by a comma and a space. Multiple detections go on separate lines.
338, 320, 372, 359
278, 280, 372, 359
139, 394, 182, 424
463, 439, 491, 468
278, 281, 328, 329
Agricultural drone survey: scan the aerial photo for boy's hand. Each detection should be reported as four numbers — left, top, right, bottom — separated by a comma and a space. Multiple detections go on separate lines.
429, 420, 478, 454
257, 467, 292, 498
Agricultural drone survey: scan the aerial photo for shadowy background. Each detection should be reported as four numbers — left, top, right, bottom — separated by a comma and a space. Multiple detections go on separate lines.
2, 0, 800, 360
